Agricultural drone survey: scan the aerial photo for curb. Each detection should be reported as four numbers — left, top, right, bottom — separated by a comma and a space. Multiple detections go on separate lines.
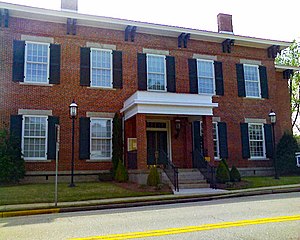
1, 187, 299, 218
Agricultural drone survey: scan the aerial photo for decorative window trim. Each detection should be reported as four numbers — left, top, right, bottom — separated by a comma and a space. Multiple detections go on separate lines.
245, 118, 266, 124
197, 59, 215, 95
86, 112, 115, 118
18, 109, 53, 116
146, 54, 167, 92
212, 116, 221, 122
248, 123, 266, 160
21, 35, 54, 44
193, 54, 217, 61
90, 117, 113, 161
243, 64, 261, 98
86, 42, 116, 50
143, 48, 169, 56
240, 59, 262, 66
90, 48, 113, 88
22, 115, 48, 161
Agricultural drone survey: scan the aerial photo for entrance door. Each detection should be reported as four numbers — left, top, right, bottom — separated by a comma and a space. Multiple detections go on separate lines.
147, 131, 168, 165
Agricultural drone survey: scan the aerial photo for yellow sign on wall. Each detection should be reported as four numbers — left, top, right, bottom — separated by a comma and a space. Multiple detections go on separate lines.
127, 138, 137, 151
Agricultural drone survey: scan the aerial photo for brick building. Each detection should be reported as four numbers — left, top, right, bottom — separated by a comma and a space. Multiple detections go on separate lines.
0, 0, 295, 185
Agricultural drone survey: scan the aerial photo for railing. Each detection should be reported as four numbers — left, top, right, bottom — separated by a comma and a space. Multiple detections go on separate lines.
193, 148, 216, 189
162, 151, 179, 192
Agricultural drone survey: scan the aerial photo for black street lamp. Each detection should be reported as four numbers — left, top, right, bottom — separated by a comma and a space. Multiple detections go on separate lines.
69, 100, 78, 187
269, 110, 279, 179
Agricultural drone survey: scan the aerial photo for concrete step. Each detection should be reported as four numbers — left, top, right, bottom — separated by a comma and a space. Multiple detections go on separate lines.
179, 182, 210, 189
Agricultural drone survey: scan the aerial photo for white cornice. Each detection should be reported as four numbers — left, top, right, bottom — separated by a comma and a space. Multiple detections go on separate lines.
275, 65, 300, 72
0, 1, 291, 49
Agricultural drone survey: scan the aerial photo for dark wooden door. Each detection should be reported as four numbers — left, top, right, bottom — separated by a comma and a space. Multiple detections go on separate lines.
147, 131, 168, 165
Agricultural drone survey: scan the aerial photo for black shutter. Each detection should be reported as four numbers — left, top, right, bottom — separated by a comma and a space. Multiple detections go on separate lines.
236, 64, 246, 97
264, 124, 273, 158
10, 115, 22, 149
193, 121, 201, 151
113, 50, 123, 89
218, 122, 228, 158
259, 66, 269, 99
137, 53, 147, 90
12, 40, 25, 82
166, 56, 176, 92
188, 59, 198, 94
79, 117, 90, 159
80, 47, 90, 86
214, 61, 224, 96
240, 123, 250, 158
47, 116, 59, 160
49, 44, 61, 84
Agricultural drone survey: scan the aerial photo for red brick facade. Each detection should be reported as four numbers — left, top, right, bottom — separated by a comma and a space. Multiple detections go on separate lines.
0, 3, 292, 177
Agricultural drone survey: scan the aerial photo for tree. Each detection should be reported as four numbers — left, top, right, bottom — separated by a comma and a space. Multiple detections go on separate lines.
112, 113, 123, 176
275, 40, 300, 132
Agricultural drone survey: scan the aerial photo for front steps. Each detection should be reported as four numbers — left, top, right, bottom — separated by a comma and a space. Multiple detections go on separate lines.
177, 168, 210, 189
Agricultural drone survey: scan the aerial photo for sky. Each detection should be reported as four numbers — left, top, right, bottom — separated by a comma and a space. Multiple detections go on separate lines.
1, 0, 299, 42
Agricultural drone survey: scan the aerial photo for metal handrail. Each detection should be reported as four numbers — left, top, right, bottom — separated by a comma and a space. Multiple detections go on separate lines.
162, 150, 179, 192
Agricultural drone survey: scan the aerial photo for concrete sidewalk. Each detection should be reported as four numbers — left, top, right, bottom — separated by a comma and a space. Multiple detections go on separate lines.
1, 184, 299, 218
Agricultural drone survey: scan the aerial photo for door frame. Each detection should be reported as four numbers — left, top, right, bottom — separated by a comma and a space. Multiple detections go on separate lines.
146, 120, 172, 162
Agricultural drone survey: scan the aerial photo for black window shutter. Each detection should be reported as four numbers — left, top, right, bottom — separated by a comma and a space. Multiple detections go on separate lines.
236, 64, 246, 97
240, 123, 250, 158
113, 50, 123, 89
166, 56, 176, 92
137, 53, 147, 90
259, 66, 269, 99
193, 121, 201, 151
47, 116, 59, 160
80, 47, 91, 86
12, 40, 25, 82
218, 122, 228, 158
10, 115, 22, 149
264, 124, 273, 158
49, 44, 61, 84
188, 59, 198, 94
214, 61, 224, 96
79, 117, 90, 159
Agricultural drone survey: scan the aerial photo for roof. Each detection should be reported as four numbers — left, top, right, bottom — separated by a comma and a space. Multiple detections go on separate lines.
0, 1, 291, 50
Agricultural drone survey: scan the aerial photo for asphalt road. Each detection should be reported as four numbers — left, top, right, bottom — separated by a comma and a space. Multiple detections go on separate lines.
0, 192, 299, 240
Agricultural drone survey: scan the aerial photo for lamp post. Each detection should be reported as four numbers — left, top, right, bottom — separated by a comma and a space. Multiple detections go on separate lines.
269, 110, 279, 179
69, 100, 78, 187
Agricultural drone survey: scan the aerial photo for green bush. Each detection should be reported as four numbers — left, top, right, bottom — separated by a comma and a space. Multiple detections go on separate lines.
276, 132, 300, 175
0, 129, 25, 184
114, 160, 128, 182
230, 165, 241, 182
112, 113, 123, 176
147, 165, 161, 187
221, 159, 230, 173
216, 161, 230, 184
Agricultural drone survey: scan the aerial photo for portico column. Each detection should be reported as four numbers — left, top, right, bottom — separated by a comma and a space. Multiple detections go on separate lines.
202, 116, 215, 164
136, 114, 147, 169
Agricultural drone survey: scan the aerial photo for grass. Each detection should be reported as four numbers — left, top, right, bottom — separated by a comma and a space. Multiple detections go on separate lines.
243, 176, 300, 189
0, 182, 170, 206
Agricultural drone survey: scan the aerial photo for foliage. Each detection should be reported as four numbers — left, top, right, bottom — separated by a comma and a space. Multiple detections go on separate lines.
0, 129, 25, 184
243, 176, 300, 189
276, 132, 300, 175
221, 159, 230, 173
147, 165, 161, 187
112, 113, 123, 176
216, 161, 230, 184
230, 165, 241, 182
114, 160, 128, 182
275, 40, 300, 132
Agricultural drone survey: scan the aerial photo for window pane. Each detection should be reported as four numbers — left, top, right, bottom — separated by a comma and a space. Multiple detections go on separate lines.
197, 60, 214, 94
248, 124, 264, 158
91, 49, 112, 87
147, 55, 166, 91
212, 123, 219, 158
244, 65, 260, 97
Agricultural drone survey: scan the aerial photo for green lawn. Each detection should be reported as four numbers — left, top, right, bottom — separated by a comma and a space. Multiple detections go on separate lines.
0, 182, 171, 206
243, 176, 300, 189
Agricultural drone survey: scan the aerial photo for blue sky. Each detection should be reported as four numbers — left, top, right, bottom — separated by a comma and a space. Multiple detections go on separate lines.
2, 0, 299, 42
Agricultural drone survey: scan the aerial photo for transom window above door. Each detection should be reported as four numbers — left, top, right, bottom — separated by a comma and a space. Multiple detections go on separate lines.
147, 54, 167, 91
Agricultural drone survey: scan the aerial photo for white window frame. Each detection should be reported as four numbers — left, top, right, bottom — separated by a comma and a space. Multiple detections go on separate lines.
90, 48, 113, 88
90, 117, 113, 160
244, 64, 261, 98
197, 59, 215, 95
248, 123, 266, 160
212, 122, 220, 160
146, 54, 167, 92
24, 41, 50, 84
21, 115, 48, 161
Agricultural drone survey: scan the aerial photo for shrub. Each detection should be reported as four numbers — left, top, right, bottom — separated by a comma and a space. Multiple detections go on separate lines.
230, 165, 241, 182
0, 129, 25, 184
216, 161, 230, 183
112, 113, 123, 176
147, 165, 161, 187
276, 132, 300, 175
114, 160, 128, 182
221, 159, 230, 173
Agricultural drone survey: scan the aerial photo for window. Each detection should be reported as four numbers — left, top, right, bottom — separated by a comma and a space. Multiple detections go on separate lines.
147, 54, 166, 91
91, 49, 112, 88
90, 118, 112, 160
212, 122, 219, 159
197, 60, 215, 94
24, 42, 50, 83
244, 64, 260, 97
248, 123, 265, 158
22, 116, 48, 160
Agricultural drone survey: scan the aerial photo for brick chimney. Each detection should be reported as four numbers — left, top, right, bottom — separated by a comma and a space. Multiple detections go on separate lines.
217, 13, 233, 34
61, 0, 78, 12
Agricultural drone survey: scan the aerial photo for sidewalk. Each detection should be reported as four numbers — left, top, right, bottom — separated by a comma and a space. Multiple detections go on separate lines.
1, 184, 299, 218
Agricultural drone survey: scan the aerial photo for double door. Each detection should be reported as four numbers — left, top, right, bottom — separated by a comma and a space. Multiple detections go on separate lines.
147, 131, 168, 165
